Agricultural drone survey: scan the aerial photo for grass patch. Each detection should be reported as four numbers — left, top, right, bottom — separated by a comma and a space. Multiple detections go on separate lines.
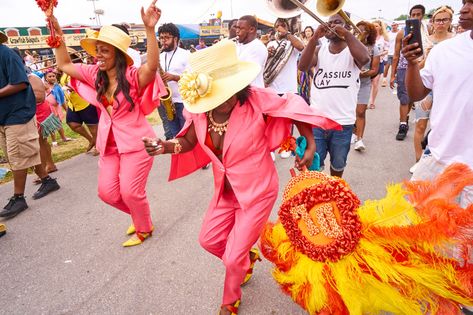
1, 111, 162, 185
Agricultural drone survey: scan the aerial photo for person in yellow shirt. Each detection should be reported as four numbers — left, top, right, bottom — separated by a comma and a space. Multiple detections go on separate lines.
60, 52, 99, 155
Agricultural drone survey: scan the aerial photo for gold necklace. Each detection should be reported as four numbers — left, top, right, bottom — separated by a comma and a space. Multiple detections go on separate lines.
207, 110, 229, 136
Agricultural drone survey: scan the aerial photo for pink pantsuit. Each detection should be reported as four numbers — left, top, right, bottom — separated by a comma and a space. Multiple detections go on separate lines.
71, 64, 164, 233
169, 88, 340, 304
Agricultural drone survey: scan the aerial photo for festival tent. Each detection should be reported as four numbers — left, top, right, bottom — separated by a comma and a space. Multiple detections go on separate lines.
176, 24, 200, 40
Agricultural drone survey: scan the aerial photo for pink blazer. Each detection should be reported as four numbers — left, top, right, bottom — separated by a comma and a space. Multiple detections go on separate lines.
71, 64, 165, 155
169, 87, 341, 211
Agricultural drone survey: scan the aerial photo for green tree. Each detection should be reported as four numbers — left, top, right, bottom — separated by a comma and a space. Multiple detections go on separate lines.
394, 14, 408, 21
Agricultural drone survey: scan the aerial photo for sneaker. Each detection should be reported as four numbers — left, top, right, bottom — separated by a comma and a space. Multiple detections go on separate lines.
0, 223, 6, 238
354, 139, 366, 152
396, 124, 409, 141
51, 141, 58, 147
350, 133, 357, 144
32, 177, 60, 200
270, 152, 276, 162
0, 196, 28, 219
381, 78, 387, 87
280, 151, 291, 159
409, 162, 419, 174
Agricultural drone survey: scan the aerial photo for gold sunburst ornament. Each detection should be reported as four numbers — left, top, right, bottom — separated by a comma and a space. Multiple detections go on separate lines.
178, 71, 213, 105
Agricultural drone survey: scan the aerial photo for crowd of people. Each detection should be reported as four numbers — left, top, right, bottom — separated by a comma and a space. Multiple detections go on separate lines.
1, 0, 472, 314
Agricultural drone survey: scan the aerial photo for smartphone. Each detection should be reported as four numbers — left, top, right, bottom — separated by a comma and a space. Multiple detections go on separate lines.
404, 19, 424, 56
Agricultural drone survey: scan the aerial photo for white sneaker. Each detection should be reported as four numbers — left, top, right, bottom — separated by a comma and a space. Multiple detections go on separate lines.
381, 78, 387, 87
51, 141, 58, 147
354, 139, 366, 151
409, 162, 419, 174
351, 134, 357, 144
270, 152, 276, 162
280, 151, 291, 159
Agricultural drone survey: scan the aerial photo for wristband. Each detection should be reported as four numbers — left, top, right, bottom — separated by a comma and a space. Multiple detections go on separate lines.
169, 138, 182, 154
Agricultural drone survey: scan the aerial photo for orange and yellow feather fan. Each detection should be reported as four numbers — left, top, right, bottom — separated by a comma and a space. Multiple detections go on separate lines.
260, 163, 473, 315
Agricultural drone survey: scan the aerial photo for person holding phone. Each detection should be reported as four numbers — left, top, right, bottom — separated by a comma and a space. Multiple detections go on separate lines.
410, 6, 456, 174
403, 4, 473, 313
390, 4, 429, 141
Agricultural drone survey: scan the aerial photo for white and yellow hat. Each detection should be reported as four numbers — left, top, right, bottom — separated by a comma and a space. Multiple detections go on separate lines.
178, 39, 260, 114
80, 26, 133, 66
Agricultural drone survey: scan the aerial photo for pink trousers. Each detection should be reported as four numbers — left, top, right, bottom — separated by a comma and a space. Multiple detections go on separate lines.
98, 145, 154, 233
199, 189, 277, 304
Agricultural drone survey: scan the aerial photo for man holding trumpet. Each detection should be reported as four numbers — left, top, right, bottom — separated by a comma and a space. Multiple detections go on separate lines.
299, 12, 369, 178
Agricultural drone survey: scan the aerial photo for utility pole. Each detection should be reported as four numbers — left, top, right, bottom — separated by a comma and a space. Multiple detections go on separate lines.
86, 0, 101, 25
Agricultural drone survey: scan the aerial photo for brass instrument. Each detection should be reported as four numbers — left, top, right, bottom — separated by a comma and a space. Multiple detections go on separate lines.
263, 37, 294, 86
317, 0, 361, 34
158, 65, 176, 121
266, 0, 361, 36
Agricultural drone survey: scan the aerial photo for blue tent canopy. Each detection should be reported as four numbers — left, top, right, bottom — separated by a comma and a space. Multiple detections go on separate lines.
178, 24, 199, 40
156, 24, 199, 40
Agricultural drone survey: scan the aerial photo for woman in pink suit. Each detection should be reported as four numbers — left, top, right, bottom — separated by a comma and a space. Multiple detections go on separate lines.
50, 0, 164, 247
143, 40, 340, 314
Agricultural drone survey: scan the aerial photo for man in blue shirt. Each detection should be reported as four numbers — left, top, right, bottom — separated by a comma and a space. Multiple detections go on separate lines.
0, 31, 60, 219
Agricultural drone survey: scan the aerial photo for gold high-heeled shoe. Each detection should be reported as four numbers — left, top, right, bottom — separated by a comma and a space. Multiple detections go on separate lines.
219, 300, 240, 315
126, 224, 135, 235
241, 248, 261, 285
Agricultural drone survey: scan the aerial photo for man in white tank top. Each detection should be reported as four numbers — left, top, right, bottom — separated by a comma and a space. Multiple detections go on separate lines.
299, 13, 370, 178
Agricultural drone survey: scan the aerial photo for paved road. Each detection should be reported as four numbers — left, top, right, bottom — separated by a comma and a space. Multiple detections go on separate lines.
0, 86, 416, 315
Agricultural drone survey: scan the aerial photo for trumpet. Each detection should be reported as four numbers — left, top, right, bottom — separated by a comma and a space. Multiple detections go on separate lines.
266, 0, 361, 36
158, 65, 176, 121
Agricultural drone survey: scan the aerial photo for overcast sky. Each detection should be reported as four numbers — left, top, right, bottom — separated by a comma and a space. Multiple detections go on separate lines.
0, 0, 464, 28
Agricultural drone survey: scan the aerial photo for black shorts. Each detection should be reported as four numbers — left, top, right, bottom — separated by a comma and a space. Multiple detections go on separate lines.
66, 105, 99, 125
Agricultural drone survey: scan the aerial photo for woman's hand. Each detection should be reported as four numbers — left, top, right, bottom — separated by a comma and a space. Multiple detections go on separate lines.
295, 147, 314, 171
143, 137, 164, 156
141, 0, 161, 29
47, 15, 63, 35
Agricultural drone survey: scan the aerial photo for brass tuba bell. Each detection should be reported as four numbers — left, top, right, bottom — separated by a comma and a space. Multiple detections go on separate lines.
265, 0, 360, 35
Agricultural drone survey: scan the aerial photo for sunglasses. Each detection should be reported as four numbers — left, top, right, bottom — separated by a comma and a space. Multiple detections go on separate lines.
433, 18, 452, 24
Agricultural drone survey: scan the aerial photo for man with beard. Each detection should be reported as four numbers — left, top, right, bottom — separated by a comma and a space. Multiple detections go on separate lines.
298, 13, 369, 178
157, 23, 190, 139
236, 15, 268, 88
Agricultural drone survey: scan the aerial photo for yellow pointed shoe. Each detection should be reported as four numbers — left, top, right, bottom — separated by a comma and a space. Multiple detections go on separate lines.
122, 230, 153, 247
241, 248, 262, 286
126, 224, 136, 235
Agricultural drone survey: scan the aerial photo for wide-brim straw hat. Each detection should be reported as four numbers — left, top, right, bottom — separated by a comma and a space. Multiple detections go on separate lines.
178, 39, 260, 114
0, 31, 8, 44
80, 25, 133, 66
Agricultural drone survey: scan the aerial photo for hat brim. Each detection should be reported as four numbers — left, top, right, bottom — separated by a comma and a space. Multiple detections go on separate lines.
0, 32, 7, 44
80, 38, 134, 66
183, 61, 261, 114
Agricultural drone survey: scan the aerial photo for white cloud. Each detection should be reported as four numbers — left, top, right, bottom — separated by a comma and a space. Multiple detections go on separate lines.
0, 0, 464, 28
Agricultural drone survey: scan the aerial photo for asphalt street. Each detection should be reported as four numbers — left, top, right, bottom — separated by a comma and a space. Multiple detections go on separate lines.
0, 86, 417, 315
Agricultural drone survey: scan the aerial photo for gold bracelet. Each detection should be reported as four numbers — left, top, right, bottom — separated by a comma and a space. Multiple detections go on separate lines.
169, 138, 182, 154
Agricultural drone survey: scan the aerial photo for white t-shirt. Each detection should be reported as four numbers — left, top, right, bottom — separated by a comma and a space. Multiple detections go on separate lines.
375, 37, 388, 62
387, 31, 397, 56
266, 40, 300, 94
127, 48, 142, 68
420, 30, 473, 167
160, 47, 190, 103
310, 43, 361, 125
237, 39, 268, 88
